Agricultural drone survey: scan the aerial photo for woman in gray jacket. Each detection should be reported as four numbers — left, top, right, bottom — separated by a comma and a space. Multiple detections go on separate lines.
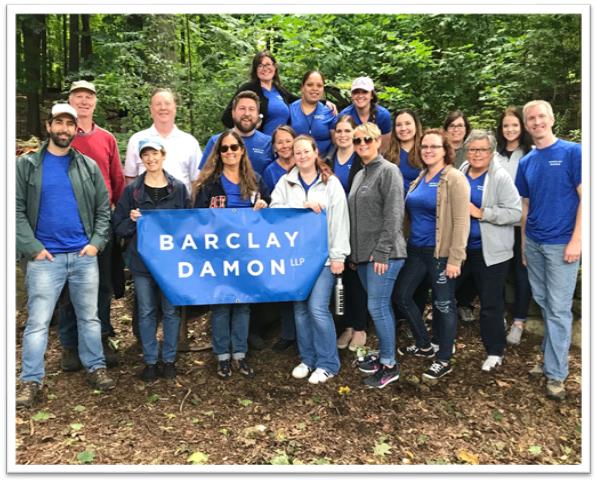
348, 123, 406, 389
459, 130, 522, 371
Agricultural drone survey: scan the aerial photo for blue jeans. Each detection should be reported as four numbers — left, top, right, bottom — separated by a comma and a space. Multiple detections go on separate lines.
357, 259, 403, 367
393, 247, 457, 363
58, 236, 115, 348
21, 253, 105, 384
525, 238, 579, 381
293, 267, 340, 374
211, 303, 250, 360
134, 274, 181, 365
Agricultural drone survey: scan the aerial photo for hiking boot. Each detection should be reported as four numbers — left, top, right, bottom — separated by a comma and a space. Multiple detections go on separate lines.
102, 336, 119, 368
528, 362, 544, 379
546, 379, 566, 401
272, 338, 295, 352
308, 368, 334, 384
481, 355, 503, 372
61, 347, 83, 372
87, 368, 116, 390
160, 362, 177, 379
397, 344, 435, 358
139, 364, 159, 382
423, 361, 452, 380
348, 331, 367, 352
364, 364, 400, 389
233, 358, 255, 378
217, 359, 232, 379
357, 353, 381, 375
292, 362, 311, 379
336, 328, 354, 349
458, 306, 476, 323
506, 323, 524, 345
16, 381, 41, 408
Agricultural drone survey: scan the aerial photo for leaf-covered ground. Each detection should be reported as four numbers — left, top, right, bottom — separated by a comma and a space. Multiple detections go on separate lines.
14, 284, 582, 467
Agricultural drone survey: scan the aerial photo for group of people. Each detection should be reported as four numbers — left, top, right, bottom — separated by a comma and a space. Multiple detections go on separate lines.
16, 50, 581, 409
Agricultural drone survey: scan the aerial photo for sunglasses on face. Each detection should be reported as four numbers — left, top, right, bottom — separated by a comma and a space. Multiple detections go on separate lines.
219, 144, 241, 153
353, 137, 374, 145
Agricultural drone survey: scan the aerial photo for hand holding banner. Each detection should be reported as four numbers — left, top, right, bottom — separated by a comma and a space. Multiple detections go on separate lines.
137, 208, 329, 305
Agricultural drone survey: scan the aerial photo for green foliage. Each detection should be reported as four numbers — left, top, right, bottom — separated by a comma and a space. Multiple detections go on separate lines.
76, 449, 95, 464
16, 13, 581, 149
31, 411, 53, 421
187, 451, 209, 464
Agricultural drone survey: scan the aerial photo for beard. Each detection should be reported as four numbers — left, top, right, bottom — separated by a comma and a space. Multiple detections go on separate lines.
233, 117, 258, 134
49, 131, 75, 148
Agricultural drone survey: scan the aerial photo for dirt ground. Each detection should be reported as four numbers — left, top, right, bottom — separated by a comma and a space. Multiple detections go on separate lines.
14, 283, 582, 467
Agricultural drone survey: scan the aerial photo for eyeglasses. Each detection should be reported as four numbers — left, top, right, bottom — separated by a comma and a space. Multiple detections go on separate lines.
257, 62, 275, 70
353, 137, 375, 145
219, 144, 241, 153
448, 123, 466, 130
466, 148, 492, 154
420, 145, 444, 150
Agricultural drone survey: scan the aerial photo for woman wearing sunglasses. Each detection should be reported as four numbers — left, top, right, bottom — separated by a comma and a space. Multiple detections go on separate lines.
348, 123, 406, 389
458, 130, 521, 372
324, 115, 369, 352
270, 135, 350, 385
112, 139, 189, 382
289, 71, 337, 157
394, 128, 470, 381
494, 107, 533, 346
193, 130, 270, 379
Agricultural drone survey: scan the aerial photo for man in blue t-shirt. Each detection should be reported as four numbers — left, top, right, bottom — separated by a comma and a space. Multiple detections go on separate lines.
200, 91, 273, 176
515, 100, 581, 402
16, 104, 115, 408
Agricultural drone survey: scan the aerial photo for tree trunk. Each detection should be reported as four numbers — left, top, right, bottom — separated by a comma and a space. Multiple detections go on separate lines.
61, 15, 67, 81
41, 19, 47, 96
68, 14, 80, 73
22, 15, 45, 138
80, 14, 93, 64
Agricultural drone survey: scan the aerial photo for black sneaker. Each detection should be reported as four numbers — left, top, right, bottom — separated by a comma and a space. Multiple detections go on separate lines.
87, 368, 116, 390
217, 359, 232, 379
364, 364, 400, 389
16, 381, 41, 408
233, 358, 255, 378
138, 364, 158, 382
160, 362, 177, 379
357, 353, 381, 375
423, 361, 453, 380
397, 344, 435, 358
61, 347, 83, 372
272, 338, 295, 352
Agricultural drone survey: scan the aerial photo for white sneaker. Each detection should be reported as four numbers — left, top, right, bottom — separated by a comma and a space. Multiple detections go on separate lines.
482, 355, 503, 372
506, 323, 524, 345
431, 343, 456, 354
308, 368, 334, 384
292, 362, 311, 379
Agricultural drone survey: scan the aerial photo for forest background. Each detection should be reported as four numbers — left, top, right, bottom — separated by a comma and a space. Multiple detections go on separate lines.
16, 13, 581, 149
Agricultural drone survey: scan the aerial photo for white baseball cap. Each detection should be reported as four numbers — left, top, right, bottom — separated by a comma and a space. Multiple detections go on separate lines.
50, 103, 78, 121
351, 76, 375, 92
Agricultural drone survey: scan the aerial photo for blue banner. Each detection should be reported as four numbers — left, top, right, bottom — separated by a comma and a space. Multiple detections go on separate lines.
137, 208, 328, 305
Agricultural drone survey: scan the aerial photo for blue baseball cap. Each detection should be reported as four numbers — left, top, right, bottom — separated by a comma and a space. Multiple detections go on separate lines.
138, 138, 165, 155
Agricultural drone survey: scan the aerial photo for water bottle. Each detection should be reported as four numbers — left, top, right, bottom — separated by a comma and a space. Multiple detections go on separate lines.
334, 275, 344, 316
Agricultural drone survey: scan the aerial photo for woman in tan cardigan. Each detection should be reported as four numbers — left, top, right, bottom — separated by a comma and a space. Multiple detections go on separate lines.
394, 128, 470, 381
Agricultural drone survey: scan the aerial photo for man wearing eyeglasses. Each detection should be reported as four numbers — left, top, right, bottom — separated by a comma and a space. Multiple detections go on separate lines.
200, 91, 273, 176
124, 88, 202, 194
515, 100, 581, 401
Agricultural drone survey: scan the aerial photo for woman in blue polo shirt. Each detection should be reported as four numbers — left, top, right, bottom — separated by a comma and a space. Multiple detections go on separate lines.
193, 130, 270, 379
262, 125, 297, 193
338, 76, 392, 153
289, 71, 337, 157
